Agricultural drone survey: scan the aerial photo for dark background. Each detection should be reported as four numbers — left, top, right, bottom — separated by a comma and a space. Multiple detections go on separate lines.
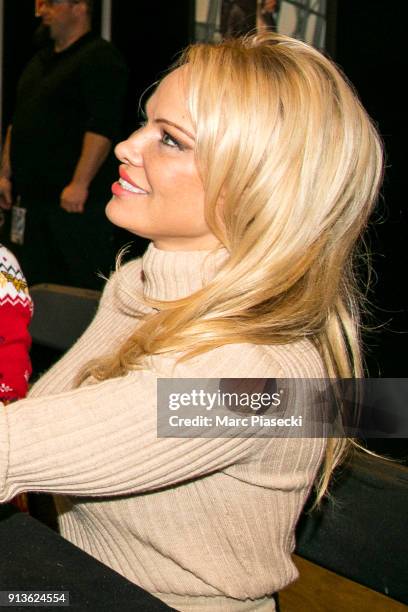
1, 0, 193, 258
1, 0, 406, 381
1, 0, 193, 137
327, 1, 407, 380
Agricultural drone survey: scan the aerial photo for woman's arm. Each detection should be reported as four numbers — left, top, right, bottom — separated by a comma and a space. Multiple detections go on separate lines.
1, 344, 280, 502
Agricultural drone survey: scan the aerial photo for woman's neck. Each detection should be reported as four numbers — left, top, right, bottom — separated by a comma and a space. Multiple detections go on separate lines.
141, 243, 228, 302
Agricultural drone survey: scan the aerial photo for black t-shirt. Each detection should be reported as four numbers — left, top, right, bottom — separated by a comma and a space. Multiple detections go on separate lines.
10, 32, 128, 202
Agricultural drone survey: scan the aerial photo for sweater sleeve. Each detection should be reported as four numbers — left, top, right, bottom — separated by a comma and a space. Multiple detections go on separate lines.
0, 344, 280, 503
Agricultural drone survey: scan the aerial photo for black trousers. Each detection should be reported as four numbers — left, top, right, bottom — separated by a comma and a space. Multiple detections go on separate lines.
9, 197, 115, 290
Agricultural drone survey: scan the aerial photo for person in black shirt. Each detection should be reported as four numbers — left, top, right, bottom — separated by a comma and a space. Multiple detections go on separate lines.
0, 0, 127, 289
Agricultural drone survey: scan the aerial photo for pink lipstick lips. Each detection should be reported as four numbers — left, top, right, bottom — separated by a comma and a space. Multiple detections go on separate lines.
112, 167, 148, 197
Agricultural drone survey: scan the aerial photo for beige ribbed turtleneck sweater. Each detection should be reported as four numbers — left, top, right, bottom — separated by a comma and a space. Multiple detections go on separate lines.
0, 244, 326, 611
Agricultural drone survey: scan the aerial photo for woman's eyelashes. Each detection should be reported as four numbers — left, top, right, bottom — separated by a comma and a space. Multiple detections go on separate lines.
137, 119, 185, 151
161, 130, 184, 150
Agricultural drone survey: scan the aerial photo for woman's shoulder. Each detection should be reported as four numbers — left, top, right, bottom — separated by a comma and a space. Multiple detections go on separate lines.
262, 338, 325, 378
150, 338, 325, 379
99, 257, 145, 311
104, 256, 144, 288
211, 338, 325, 378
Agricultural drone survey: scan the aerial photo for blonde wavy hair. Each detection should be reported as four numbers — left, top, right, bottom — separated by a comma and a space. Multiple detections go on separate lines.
80, 33, 384, 501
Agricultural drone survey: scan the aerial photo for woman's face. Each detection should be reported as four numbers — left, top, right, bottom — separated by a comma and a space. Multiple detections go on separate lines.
106, 67, 219, 251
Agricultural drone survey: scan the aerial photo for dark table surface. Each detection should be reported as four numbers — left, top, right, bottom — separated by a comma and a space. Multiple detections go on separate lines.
0, 504, 173, 611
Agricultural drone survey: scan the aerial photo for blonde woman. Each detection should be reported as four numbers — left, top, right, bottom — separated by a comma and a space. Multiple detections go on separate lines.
0, 34, 383, 611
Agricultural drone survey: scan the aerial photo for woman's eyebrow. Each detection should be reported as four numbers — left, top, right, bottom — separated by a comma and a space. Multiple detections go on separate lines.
144, 99, 195, 140
154, 118, 195, 141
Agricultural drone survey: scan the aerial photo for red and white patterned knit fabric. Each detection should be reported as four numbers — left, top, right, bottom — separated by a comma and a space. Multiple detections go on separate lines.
0, 245, 32, 511
0, 245, 32, 402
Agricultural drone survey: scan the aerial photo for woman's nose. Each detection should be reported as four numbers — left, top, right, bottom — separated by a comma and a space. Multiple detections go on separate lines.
114, 133, 144, 166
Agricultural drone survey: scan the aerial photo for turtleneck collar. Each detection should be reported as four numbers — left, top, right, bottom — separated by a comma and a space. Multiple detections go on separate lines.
141, 242, 229, 301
